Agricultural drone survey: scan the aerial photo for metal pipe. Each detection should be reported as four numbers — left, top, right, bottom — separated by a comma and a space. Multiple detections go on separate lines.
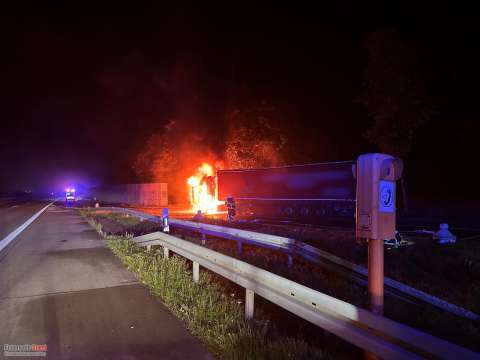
368, 238, 384, 315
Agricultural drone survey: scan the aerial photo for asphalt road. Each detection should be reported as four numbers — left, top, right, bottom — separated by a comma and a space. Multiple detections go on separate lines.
0, 203, 212, 359
0, 201, 48, 241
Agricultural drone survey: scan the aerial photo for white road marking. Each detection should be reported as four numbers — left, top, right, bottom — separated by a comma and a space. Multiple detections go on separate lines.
0, 202, 54, 253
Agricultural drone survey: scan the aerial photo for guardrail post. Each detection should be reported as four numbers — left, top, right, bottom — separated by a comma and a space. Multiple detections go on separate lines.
163, 247, 170, 259
245, 289, 254, 320
146, 245, 152, 252
193, 261, 200, 283
237, 241, 243, 254
201, 232, 206, 246
287, 254, 293, 267
130, 227, 479, 359
368, 238, 384, 315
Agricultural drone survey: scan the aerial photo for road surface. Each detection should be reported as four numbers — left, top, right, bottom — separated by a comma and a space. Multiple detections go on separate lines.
0, 201, 46, 242
0, 202, 212, 359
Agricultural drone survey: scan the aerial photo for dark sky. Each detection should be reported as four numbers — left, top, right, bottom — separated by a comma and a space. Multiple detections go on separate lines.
2, 2, 479, 200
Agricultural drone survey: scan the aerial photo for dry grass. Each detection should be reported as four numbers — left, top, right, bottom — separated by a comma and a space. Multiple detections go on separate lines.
81, 209, 328, 360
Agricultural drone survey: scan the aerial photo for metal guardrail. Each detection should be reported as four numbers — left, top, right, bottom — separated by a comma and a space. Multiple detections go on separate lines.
92, 206, 480, 321
297, 242, 480, 321
170, 218, 295, 250
93, 207, 293, 250
131, 231, 478, 360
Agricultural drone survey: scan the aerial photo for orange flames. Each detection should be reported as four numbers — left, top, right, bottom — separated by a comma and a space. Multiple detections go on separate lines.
187, 163, 223, 214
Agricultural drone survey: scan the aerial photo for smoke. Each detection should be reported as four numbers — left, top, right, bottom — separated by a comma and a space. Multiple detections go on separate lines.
134, 118, 221, 204
128, 61, 288, 204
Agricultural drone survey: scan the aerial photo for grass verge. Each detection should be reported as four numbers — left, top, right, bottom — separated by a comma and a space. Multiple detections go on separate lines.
81, 210, 328, 360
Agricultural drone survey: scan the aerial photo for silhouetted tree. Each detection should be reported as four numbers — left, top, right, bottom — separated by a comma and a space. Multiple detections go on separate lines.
133, 119, 216, 203
357, 29, 437, 157
133, 130, 176, 183
224, 100, 287, 168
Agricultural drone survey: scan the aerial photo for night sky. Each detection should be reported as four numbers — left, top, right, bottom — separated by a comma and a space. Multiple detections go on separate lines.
2, 2, 479, 201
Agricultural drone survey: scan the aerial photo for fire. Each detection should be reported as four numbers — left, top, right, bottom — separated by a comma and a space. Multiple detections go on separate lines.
187, 163, 223, 214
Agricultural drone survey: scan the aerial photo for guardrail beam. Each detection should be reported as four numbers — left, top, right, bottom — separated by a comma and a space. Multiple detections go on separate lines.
99, 206, 479, 321
129, 231, 478, 359
89, 208, 479, 358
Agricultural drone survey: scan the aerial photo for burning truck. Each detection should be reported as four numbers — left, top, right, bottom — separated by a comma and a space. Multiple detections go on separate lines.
187, 161, 357, 225
187, 163, 223, 214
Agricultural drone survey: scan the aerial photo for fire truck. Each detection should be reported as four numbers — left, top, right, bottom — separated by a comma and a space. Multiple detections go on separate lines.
65, 188, 76, 203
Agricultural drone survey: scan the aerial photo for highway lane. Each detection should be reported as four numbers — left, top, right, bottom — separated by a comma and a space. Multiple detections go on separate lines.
0, 201, 49, 241
0, 205, 212, 359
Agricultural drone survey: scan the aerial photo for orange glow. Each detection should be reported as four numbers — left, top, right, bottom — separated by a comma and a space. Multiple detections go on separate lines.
187, 163, 224, 214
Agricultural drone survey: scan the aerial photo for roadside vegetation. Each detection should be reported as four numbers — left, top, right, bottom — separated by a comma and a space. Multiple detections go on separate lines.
195, 219, 480, 352
80, 208, 480, 353
203, 217, 480, 315
80, 209, 329, 360
87, 211, 142, 227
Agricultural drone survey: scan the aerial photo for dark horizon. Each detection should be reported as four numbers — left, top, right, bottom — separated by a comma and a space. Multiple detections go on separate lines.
3, 2, 480, 201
